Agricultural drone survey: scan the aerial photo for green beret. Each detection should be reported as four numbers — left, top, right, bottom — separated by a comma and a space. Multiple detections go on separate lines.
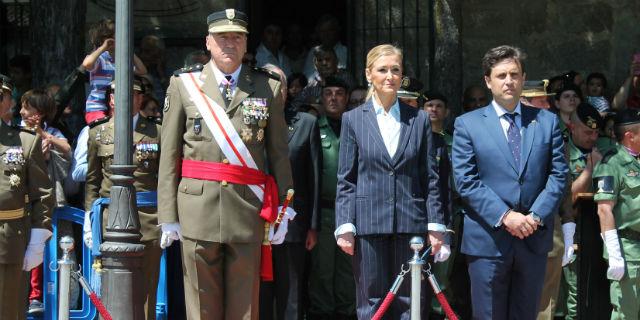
614, 108, 640, 127
575, 102, 603, 130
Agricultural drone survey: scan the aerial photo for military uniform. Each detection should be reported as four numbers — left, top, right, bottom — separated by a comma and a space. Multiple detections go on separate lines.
308, 115, 356, 319
593, 110, 640, 319
157, 10, 293, 320
0, 122, 53, 319
85, 114, 162, 319
593, 144, 640, 319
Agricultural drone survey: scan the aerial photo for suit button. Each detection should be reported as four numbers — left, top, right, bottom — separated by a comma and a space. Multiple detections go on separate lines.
518, 179, 523, 185
221, 180, 228, 186
389, 171, 394, 176
222, 158, 229, 164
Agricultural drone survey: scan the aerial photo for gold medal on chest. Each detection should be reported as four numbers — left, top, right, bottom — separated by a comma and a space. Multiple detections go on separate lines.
241, 128, 253, 142
9, 173, 20, 187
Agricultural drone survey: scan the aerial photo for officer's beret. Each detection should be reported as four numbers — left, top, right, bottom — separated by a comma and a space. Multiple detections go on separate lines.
521, 80, 553, 98
0, 74, 13, 93
575, 102, 603, 130
614, 108, 640, 127
397, 77, 423, 100
207, 9, 249, 34
109, 76, 146, 94
322, 76, 349, 91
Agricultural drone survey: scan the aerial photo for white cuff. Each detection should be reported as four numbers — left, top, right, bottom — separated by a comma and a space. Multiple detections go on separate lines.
334, 223, 356, 240
428, 223, 447, 233
29, 228, 53, 244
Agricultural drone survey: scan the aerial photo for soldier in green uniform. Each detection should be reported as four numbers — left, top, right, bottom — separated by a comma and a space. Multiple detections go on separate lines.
596, 112, 617, 154
593, 109, 640, 320
0, 74, 53, 319
560, 102, 604, 319
83, 78, 163, 319
308, 76, 356, 320
157, 9, 294, 320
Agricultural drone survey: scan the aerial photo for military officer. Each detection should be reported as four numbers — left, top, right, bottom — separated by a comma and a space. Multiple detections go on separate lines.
558, 102, 604, 319
157, 9, 294, 320
83, 77, 163, 320
0, 74, 53, 319
308, 76, 356, 320
593, 109, 640, 319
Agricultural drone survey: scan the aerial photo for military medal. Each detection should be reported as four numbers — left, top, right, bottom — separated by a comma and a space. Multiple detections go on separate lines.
9, 174, 20, 187
241, 128, 253, 142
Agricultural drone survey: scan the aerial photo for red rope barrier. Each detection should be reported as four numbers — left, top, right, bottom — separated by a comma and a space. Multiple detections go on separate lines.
88, 292, 113, 320
435, 292, 458, 320
371, 291, 396, 320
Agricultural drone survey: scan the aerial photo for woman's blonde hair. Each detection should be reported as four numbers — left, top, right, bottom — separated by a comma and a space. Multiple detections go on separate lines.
365, 44, 403, 100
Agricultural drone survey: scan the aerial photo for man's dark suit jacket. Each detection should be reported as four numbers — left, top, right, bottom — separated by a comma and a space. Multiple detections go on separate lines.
284, 107, 320, 242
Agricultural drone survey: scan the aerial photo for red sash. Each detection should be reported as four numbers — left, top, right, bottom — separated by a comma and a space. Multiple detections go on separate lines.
181, 158, 279, 280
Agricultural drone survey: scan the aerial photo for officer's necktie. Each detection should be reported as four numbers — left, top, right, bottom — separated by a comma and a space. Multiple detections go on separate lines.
222, 75, 234, 101
504, 113, 521, 169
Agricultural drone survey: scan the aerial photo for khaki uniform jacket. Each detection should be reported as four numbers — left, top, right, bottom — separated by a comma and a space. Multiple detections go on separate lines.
85, 116, 162, 241
158, 62, 293, 243
0, 122, 53, 264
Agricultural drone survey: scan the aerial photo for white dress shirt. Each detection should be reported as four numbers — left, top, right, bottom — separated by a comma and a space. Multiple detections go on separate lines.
210, 63, 241, 97
492, 100, 522, 138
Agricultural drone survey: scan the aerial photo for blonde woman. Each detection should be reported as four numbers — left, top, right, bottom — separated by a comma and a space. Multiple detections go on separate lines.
334, 44, 449, 319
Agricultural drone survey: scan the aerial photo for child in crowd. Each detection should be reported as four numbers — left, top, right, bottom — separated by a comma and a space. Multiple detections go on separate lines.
585, 72, 611, 114
82, 19, 147, 123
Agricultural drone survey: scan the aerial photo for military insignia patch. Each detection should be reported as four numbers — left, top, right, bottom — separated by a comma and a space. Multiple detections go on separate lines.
627, 170, 639, 177
163, 95, 170, 113
586, 116, 597, 129
595, 176, 614, 194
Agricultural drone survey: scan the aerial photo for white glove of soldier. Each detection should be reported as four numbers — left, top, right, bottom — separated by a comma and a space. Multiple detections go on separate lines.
434, 244, 451, 263
160, 223, 181, 249
23, 228, 52, 271
83, 210, 93, 249
269, 206, 297, 245
602, 229, 625, 281
562, 222, 577, 266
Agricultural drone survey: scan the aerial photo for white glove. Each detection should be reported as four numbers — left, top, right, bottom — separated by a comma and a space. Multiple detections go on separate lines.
603, 229, 625, 281
269, 207, 297, 245
561, 222, 576, 266
23, 228, 52, 271
160, 223, 181, 249
83, 210, 93, 249
434, 244, 451, 263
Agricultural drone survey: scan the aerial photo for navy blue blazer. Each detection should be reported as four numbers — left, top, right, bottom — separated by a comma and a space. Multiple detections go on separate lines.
452, 104, 568, 257
335, 99, 444, 236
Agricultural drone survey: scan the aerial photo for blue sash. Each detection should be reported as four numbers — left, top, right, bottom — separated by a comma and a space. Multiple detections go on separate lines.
90, 191, 158, 256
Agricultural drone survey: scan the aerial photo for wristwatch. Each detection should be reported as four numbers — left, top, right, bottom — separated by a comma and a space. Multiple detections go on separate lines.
530, 212, 544, 226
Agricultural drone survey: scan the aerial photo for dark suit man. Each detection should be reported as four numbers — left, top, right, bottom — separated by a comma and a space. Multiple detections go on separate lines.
452, 46, 568, 320
258, 65, 320, 320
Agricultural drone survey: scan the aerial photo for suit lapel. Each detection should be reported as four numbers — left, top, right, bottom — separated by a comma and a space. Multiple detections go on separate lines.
391, 103, 413, 166
519, 105, 537, 176
199, 62, 228, 111
228, 65, 255, 116
287, 113, 299, 142
363, 100, 392, 164
483, 106, 518, 173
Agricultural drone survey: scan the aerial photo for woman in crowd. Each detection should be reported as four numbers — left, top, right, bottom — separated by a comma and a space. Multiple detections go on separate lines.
334, 44, 449, 319
553, 83, 582, 140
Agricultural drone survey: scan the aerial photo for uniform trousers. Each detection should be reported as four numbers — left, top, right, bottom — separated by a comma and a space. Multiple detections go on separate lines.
0, 263, 24, 320
353, 234, 430, 320
181, 237, 261, 320
609, 258, 640, 319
